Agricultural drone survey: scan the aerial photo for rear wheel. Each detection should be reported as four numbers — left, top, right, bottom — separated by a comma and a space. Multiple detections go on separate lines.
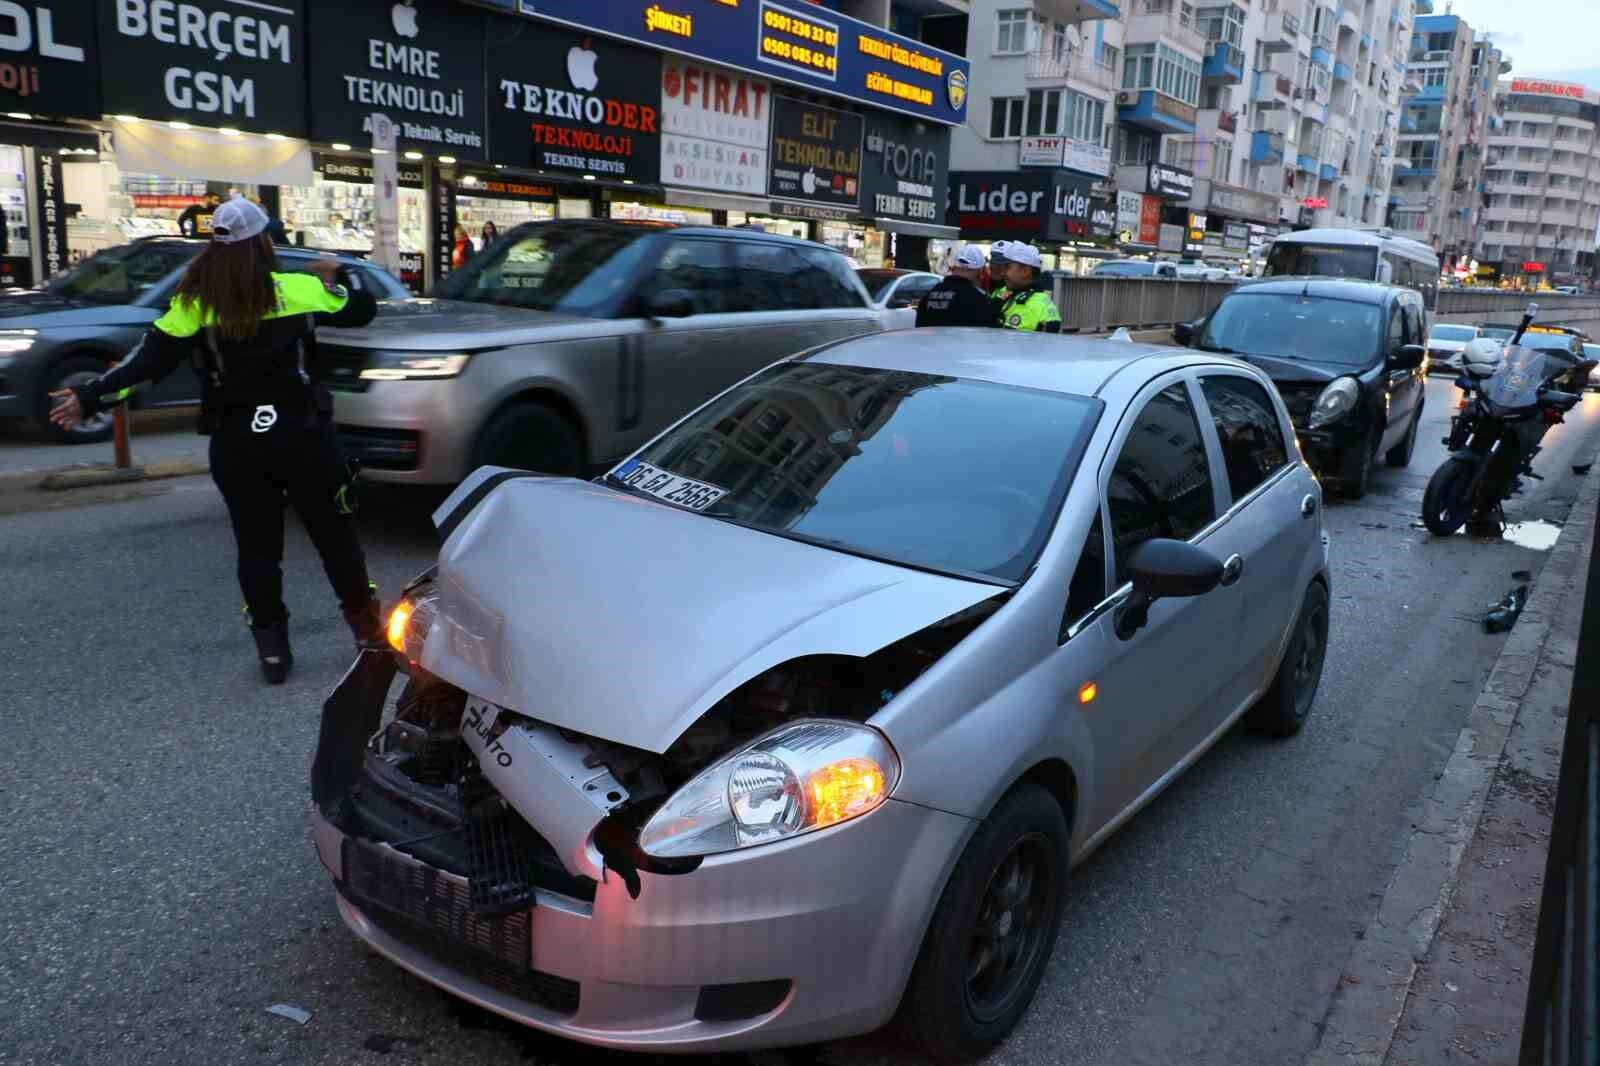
898, 783, 1068, 1062
43, 356, 116, 444
1386, 403, 1423, 467
1422, 456, 1476, 536
1248, 582, 1329, 737
470, 401, 584, 477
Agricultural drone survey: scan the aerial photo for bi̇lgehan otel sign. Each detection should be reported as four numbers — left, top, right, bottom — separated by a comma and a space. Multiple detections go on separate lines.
308, 0, 488, 161
0, 3, 99, 119
486, 15, 661, 183
483, 0, 968, 126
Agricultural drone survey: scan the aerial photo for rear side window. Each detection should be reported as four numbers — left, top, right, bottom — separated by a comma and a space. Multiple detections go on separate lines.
1198, 375, 1289, 503
647, 238, 735, 313
1106, 383, 1216, 584
731, 242, 811, 311
796, 246, 870, 308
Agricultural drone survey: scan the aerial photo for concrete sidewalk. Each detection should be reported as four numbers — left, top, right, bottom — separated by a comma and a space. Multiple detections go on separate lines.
1306, 461, 1600, 1065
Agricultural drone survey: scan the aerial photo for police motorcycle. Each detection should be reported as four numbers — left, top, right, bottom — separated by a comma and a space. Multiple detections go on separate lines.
1421, 303, 1597, 536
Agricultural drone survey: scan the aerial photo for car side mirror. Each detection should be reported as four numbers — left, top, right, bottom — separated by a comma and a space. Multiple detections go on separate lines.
647, 289, 696, 319
1172, 320, 1196, 346
1115, 539, 1224, 640
1389, 343, 1426, 370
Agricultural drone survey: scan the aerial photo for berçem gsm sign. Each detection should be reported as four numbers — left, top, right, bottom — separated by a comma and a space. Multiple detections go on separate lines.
950, 170, 1096, 242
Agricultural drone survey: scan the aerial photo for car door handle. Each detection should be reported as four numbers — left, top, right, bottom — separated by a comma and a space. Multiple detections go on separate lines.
1220, 554, 1244, 587
1301, 494, 1317, 518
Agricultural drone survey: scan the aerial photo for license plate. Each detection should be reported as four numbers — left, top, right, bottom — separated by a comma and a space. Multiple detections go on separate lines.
612, 459, 728, 512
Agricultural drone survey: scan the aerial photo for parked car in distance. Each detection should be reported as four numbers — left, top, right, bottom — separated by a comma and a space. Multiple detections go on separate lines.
1425, 323, 1480, 373
1173, 278, 1429, 498
1585, 344, 1600, 391
1518, 327, 1597, 393
1551, 285, 1582, 295
313, 328, 1330, 1061
1175, 264, 1232, 281
1093, 259, 1178, 279
320, 220, 890, 485
858, 267, 940, 328
0, 238, 410, 443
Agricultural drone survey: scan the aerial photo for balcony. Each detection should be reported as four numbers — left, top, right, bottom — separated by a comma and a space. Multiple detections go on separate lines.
1250, 70, 1294, 107
1320, 162, 1340, 182
1251, 129, 1286, 162
1034, 0, 1122, 24
1393, 161, 1437, 178
1124, 0, 1207, 56
1216, 109, 1237, 133
1333, 60, 1354, 83
1311, 42, 1334, 71
1414, 83, 1445, 102
1297, 153, 1319, 174
1260, 9, 1302, 52
1360, 31, 1372, 49
1118, 89, 1198, 133
1203, 41, 1245, 84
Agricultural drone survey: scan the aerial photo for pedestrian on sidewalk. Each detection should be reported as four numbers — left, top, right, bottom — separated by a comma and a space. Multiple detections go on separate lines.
916, 246, 1002, 328
997, 244, 1063, 334
47, 195, 384, 685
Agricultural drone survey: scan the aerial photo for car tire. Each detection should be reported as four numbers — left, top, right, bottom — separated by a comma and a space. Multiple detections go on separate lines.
1247, 581, 1329, 738
43, 355, 117, 444
1385, 403, 1423, 467
1339, 433, 1375, 499
897, 782, 1068, 1063
471, 401, 584, 477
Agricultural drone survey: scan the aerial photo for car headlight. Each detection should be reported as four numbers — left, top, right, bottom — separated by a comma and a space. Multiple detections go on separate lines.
386, 581, 440, 661
638, 720, 901, 859
0, 329, 38, 360
360, 352, 470, 380
1308, 377, 1361, 429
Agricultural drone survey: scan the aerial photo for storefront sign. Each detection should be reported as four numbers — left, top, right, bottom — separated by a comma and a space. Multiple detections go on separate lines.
458, 173, 557, 200
33, 148, 65, 279
487, 17, 661, 183
370, 112, 401, 278
1185, 211, 1207, 254
1510, 79, 1588, 101
770, 200, 853, 221
949, 169, 1095, 243
1089, 197, 1114, 240
1062, 137, 1110, 178
1147, 162, 1194, 201
661, 58, 770, 195
1139, 194, 1161, 245
859, 110, 947, 225
1207, 182, 1277, 222
1301, 196, 1328, 209
431, 173, 456, 287
314, 152, 425, 188
1522, 261, 1544, 273
1046, 172, 1095, 242
1223, 220, 1249, 251
0, 256, 30, 288
491, 0, 969, 126
1158, 222, 1183, 253
308, 0, 488, 161
1019, 136, 1064, 167
768, 95, 861, 209
0, 3, 98, 118
1116, 190, 1142, 239
96, 0, 306, 134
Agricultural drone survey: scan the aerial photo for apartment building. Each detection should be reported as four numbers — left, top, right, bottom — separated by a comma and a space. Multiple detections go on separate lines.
1481, 78, 1600, 284
1389, 13, 1508, 268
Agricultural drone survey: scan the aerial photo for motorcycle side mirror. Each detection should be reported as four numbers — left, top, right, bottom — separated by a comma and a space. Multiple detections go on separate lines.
1389, 344, 1427, 370
1115, 539, 1224, 640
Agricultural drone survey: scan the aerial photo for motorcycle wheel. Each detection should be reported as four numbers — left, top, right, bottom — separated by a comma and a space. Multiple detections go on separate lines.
1422, 457, 1476, 536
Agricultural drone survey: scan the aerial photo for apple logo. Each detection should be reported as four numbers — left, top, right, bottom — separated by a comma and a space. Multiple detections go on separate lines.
801, 168, 817, 195
391, 0, 419, 39
568, 37, 599, 92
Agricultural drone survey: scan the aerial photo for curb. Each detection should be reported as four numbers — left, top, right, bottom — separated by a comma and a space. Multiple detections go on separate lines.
37, 459, 209, 492
1304, 457, 1600, 1066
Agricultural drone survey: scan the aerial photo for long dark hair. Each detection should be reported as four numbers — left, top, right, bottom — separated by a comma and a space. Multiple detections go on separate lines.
172, 234, 277, 341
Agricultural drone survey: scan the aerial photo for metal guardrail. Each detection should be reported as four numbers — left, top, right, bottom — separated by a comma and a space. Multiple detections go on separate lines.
1520, 489, 1599, 1066
1050, 276, 1600, 333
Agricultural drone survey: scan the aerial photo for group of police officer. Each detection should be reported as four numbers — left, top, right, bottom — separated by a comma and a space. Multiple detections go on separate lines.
913, 240, 1063, 333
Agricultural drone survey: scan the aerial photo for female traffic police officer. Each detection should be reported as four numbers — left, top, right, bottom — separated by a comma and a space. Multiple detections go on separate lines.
996, 243, 1063, 333
49, 196, 382, 685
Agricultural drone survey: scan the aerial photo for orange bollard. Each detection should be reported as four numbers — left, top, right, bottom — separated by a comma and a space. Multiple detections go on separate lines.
113, 405, 131, 469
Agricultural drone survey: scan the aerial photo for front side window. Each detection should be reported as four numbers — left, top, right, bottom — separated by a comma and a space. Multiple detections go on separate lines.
47, 242, 199, 304
434, 222, 654, 316
1106, 383, 1216, 584
1199, 376, 1289, 503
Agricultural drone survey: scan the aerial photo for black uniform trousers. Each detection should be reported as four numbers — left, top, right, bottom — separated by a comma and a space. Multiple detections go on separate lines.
209, 405, 371, 627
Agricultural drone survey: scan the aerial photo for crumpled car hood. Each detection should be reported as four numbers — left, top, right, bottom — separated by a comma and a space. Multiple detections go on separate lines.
420, 475, 1002, 754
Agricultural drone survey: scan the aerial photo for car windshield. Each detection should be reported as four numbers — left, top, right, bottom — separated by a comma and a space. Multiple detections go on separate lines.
1200, 292, 1383, 366
43, 241, 199, 304
1478, 326, 1515, 339
1263, 242, 1379, 279
433, 223, 655, 316
613, 362, 1101, 583
1095, 262, 1153, 276
1430, 325, 1476, 342
856, 270, 903, 301
1520, 332, 1579, 355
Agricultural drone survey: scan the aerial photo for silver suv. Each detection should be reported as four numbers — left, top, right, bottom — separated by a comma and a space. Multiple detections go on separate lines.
321, 221, 892, 484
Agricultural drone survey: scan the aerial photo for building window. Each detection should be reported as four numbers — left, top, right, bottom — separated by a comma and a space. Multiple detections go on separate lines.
1118, 126, 1159, 165
1063, 91, 1107, 144
1099, 43, 1119, 72
1125, 43, 1201, 106
995, 9, 1029, 53
1197, 4, 1244, 46
990, 96, 1026, 138
1051, 21, 1070, 61
1025, 89, 1063, 135
1124, 43, 1155, 90
1421, 68, 1447, 88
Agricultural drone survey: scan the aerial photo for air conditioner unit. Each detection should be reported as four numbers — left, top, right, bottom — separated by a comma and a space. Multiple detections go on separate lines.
1117, 91, 1134, 104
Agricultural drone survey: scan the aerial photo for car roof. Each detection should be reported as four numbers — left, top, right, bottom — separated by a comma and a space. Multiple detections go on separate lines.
511, 217, 841, 254
134, 236, 379, 266
1233, 276, 1402, 303
1273, 227, 1438, 258
801, 327, 1250, 397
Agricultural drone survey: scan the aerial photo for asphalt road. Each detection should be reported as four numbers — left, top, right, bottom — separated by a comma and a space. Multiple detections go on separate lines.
4, 376, 1600, 1066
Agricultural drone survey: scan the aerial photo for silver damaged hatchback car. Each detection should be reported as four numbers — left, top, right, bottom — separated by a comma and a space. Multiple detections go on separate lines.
310, 329, 1332, 1060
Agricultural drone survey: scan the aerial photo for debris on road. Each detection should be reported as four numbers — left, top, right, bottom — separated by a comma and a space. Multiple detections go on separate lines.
363, 1034, 424, 1053
1482, 585, 1529, 633
265, 1003, 312, 1026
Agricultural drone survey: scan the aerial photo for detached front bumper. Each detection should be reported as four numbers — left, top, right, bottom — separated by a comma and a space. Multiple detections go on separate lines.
311, 654, 973, 1053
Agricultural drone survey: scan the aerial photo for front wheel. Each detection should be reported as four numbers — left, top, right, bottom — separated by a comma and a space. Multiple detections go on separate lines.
898, 783, 1068, 1062
43, 356, 116, 444
1422, 457, 1477, 536
1386, 403, 1423, 467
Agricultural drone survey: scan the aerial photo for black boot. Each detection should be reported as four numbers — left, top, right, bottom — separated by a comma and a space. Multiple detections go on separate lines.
342, 595, 385, 649
250, 619, 294, 684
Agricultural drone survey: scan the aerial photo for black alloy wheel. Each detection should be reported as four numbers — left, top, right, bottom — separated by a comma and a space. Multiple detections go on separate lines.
966, 832, 1056, 1024
1422, 456, 1476, 536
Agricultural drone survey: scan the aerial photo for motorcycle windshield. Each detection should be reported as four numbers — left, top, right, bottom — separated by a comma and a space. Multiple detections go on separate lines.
1480, 344, 1549, 410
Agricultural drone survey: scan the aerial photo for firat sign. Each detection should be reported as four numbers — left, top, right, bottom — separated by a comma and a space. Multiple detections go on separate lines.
1510, 79, 1587, 100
